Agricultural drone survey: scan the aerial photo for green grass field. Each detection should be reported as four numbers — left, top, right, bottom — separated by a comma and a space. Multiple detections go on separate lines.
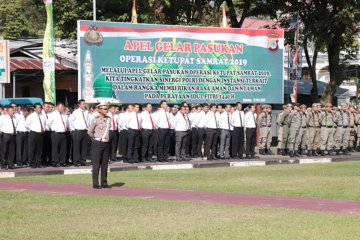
1, 161, 360, 239
9, 161, 360, 200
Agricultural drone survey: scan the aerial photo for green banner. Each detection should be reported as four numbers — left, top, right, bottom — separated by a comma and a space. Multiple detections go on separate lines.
43, 0, 56, 103
78, 21, 284, 104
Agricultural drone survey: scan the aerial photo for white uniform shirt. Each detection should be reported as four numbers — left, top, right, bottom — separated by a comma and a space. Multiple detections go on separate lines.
41, 110, 52, 131
154, 109, 172, 129
107, 112, 119, 131
68, 108, 90, 131
46, 110, 68, 133
118, 111, 131, 130
16, 113, 28, 132
188, 112, 200, 128
25, 112, 46, 133
126, 111, 141, 130
0, 114, 17, 134
218, 111, 233, 130
231, 110, 245, 127
204, 111, 218, 129
197, 111, 207, 128
172, 112, 190, 131
244, 111, 257, 128
140, 110, 155, 130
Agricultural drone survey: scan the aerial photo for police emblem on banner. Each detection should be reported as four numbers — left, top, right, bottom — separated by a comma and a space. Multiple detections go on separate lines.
267, 34, 279, 51
84, 24, 104, 45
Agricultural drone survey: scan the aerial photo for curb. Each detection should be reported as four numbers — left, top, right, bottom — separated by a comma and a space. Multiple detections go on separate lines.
0, 156, 359, 178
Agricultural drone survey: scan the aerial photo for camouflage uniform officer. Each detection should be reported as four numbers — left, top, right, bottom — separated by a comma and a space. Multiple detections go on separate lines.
287, 103, 302, 157
298, 104, 308, 155
334, 103, 350, 155
276, 105, 287, 155
348, 106, 356, 152
258, 105, 268, 155
306, 103, 321, 156
258, 105, 273, 155
278, 104, 293, 156
319, 103, 335, 156
355, 107, 360, 151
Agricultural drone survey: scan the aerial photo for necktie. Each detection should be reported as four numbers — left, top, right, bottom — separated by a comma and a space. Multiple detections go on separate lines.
214, 112, 218, 128
11, 117, 16, 134
82, 111, 88, 128
165, 112, 171, 128
136, 113, 140, 130
38, 114, 44, 133
239, 111, 242, 127
227, 113, 231, 130
183, 114, 188, 130
252, 113, 256, 127
112, 114, 116, 131
149, 113, 154, 129
60, 112, 67, 132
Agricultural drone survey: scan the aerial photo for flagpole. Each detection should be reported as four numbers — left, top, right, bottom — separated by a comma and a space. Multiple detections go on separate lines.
294, 14, 299, 103
93, 0, 96, 21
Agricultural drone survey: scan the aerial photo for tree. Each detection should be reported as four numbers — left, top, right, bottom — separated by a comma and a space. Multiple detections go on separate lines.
259, 0, 360, 104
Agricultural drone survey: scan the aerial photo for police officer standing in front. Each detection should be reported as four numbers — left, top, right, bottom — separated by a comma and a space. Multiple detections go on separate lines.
88, 103, 111, 189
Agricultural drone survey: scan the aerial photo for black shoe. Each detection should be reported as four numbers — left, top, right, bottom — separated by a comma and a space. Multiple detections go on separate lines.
343, 149, 351, 155
320, 150, 325, 156
245, 155, 251, 159
101, 185, 112, 189
93, 185, 102, 189
289, 151, 295, 157
307, 151, 312, 157
267, 149, 274, 155
80, 163, 87, 166
8, 166, 15, 170
60, 163, 68, 167
312, 150, 319, 156
220, 156, 226, 160
294, 152, 301, 157
207, 157, 213, 161
282, 150, 287, 156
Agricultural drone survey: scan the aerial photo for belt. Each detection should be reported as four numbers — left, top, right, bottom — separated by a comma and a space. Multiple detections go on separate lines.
53, 131, 66, 134
321, 126, 333, 128
142, 129, 154, 131
309, 126, 320, 128
74, 129, 87, 131
2, 133, 15, 136
338, 126, 348, 128
17, 131, 28, 133
350, 127, 355, 128
159, 128, 170, 130
302, 127, 306, 128
30, 130, 43, 134
109, 130, 118, 132
94, 138, 109, 143
129, 128, 141, 131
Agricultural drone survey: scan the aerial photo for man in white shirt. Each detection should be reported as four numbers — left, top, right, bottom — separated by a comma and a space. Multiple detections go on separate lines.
0, 106, 17, 169
107, 105, 119, 162
68, 99, 90, 167
196, 104, 208, 158
16, 107, 30, 167
204, 104, 219, 160
231, 102, 245, 159
117, 104, 132, 162
125, 104, 141, 163
218, 104, 233, 159
244, 105, 258, 158
173, 105, 191, 161
47, 102, 69, 167
188, 105, 201, 158
25, 103, 46, 168
154, 100, 172, 162
41, 102, 53, 166
140, 103, 155, 162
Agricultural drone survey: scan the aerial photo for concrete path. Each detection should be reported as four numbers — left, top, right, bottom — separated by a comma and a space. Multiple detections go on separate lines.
1, 180, 360, 216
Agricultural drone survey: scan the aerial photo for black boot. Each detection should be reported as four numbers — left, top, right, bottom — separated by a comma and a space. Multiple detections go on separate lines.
277, 148, 281, 155
344, 149, 351, 155
357, 146, 360, 152
259, 149, 264, 155
336, 149, 341, 155
307, 150, 312, 157
289, 151, 295, 157
320, 150, 325, 156
328, 150, 335, 156
294, 151, 301, 157
312, 150, 319, 156
282, 149, 287, 156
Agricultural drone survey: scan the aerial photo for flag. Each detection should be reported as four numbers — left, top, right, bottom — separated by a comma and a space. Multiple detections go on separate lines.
292, 80, 298, 103
42, 0, 56, 103
131, 0, 137, 24
222, 5, 227, 28
293, 48, 299, 68
289, 15, 299, 29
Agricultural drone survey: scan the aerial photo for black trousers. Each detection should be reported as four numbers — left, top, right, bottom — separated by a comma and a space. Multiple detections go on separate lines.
118, 130, 128, 159
169, 129, 176, 156
197, 128, 206, 157
1, 133, 16, 168
72, 130, 88, 165
204, 128, 218, 157
66, 132, 72, 164
51, 132, 67, 165
158, 128, 171, 161
175, 131, 190, 159
109, 130, 118, 161
16, 132, 28, 165
127, 129, 140, 162
42, 131, 52, 165
232, 127, 245, 157
191, 128, 199, 156
246, 128, 257, 156
91, 140, 109, 187
28, 131, 44, 167
142, 129, 154, 161
153, 129, 158, 157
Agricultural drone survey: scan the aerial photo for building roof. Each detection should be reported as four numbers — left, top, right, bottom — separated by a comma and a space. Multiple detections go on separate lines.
241, 18, 280, 29
284, 80, 348, 96
10, 58, 71, 72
